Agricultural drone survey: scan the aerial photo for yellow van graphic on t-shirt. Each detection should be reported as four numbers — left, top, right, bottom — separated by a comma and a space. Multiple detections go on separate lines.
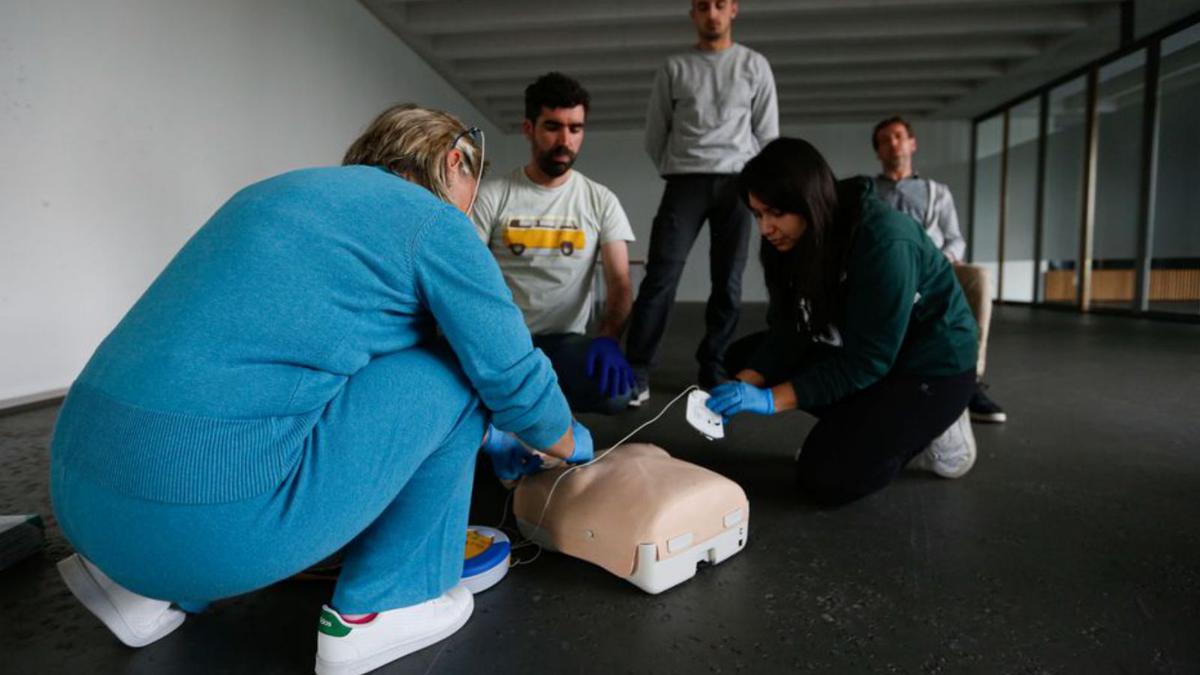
502, 217, 586, 256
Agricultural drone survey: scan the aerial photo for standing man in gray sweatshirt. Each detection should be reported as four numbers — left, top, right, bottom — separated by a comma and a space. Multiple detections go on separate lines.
625, 0, 778, 403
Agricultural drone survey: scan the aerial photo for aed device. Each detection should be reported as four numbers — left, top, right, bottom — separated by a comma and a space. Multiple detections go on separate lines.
512, 443, 748, 594
461, 526, 510, 594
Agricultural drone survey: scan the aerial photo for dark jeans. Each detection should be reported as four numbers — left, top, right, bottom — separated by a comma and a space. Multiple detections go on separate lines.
726, 332, 976, 506
533, 333, 631, 415
625, 174, 754, 381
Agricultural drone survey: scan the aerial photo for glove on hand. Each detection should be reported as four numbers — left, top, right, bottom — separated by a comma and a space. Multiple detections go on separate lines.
585, 337, 635, 399
566, 419, 594, 464
705, 381, 775, 421
481, 423, 543, 481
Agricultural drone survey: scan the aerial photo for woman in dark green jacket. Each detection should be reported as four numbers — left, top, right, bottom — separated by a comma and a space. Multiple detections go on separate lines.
706, 137, 979, 505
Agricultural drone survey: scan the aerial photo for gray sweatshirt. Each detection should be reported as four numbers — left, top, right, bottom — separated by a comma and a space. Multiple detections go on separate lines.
644, 43, 778, 175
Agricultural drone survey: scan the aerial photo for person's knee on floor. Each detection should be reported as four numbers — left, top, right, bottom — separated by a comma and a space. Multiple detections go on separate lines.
702, 138, 980, 502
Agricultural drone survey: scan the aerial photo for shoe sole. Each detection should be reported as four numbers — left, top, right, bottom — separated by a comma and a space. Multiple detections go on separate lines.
935, 449, 976, 479
628, 390, 650, 408
970, 411, 1007, 423
57, 554, 186, 648
314, 587, 475, 675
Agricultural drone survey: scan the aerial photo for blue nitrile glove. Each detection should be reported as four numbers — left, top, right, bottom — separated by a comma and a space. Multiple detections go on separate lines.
481, 423, 543, 481
705, 381, 775, 421
585, 337, 635, 399
566, 419, 594, 464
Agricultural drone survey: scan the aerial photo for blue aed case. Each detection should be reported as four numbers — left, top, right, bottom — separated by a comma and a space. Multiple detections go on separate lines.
461, 526, 510, 593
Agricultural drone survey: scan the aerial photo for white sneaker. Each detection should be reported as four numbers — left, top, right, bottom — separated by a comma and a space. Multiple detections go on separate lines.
314, 584, 474, 675
56, 553, 186, 647
911, 409, 977, 479
628, 382, 650, 408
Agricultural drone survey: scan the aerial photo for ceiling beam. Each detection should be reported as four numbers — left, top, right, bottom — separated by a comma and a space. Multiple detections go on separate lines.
432, 8, 1089, 60
575, 113, 933, 132
466, 62, 1005, 97
452, 39, 1038, 80
487, 87, 967, 117
578, 97, 945, 122
399, 0, 1116, 36
359, 0, 1121, 128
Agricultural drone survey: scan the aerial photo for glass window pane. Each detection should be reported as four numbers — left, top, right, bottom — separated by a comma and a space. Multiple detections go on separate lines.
1091, 50, 1146, 309
1040, 77, 1087, 305
1002, 97, 1040, 302
1149, 23, 1200, 315
971, 115, 1004, 297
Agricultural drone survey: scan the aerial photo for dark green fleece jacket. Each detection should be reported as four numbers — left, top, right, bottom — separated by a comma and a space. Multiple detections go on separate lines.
748, 177, 978, 410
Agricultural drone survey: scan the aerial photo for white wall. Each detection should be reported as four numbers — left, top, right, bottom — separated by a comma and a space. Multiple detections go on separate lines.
572, 120, 972, 304
0, 0, 522, 405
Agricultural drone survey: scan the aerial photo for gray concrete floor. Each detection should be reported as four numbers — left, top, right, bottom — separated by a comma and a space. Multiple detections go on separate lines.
3, 304, 1199, 674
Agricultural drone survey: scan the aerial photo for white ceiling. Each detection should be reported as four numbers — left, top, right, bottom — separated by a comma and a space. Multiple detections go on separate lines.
361, 0, 1124, 131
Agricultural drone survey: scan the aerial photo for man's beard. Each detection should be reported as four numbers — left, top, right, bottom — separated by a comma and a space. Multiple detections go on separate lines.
536, 145, 577, 177
701, 22, 725, 40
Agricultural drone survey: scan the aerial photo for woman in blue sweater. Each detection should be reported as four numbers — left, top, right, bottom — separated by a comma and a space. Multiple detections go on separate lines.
51, 104, 589, 674
706, 138, 979, 506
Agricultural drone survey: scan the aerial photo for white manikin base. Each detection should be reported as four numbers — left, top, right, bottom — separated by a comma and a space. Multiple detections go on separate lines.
516, 515, 749, 595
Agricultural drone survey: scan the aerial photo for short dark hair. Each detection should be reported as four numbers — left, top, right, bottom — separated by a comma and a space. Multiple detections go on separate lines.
524, 72, 590, 124
871, 116, 915, 150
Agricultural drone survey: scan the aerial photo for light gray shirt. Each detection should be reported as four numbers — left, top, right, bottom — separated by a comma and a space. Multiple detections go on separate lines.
874, 174, 966, 263
645, 43, 778, 175
472, 168, 635, 335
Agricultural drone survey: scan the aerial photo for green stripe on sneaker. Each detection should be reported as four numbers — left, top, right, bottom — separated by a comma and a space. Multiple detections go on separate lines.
318, 609, 352, 637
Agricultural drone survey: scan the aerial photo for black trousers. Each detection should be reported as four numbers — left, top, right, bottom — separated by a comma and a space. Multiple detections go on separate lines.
625, 174, 754, 379
533, 333, 631, 415
726, 332, 976, 506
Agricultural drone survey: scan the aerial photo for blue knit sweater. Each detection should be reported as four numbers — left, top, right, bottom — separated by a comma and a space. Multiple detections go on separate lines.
51, 166, 571, 504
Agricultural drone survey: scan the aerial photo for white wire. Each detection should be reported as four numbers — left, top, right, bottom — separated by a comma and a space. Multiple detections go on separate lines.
503, 385, 699, 565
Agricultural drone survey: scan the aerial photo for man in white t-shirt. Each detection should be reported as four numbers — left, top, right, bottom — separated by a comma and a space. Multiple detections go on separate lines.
473, 72, 637, 414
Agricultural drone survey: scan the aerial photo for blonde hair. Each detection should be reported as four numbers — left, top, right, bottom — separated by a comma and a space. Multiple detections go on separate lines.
343, 103, 483, 203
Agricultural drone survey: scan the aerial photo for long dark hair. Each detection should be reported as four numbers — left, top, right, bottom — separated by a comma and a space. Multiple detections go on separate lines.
739, 137, 860, 332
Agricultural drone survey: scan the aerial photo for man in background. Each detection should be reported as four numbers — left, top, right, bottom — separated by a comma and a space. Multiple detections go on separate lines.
625, 0, 779, 404
872, 116, 1007, 423
473, 72, 637, 414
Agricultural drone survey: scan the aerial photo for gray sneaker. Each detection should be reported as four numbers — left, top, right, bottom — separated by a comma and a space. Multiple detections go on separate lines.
910, 409, 977, 479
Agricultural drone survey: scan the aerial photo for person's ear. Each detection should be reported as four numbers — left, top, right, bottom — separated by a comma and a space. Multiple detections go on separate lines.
446, 148, 464, 174
522, 118, 535, 142
730, 1, 739, 20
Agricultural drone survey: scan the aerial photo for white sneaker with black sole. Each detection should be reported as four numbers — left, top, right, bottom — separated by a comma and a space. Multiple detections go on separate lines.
910, 409, 977, 479
314, 583, 474, 675
968, 382, 1007, 423
57, 553, 186, 648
